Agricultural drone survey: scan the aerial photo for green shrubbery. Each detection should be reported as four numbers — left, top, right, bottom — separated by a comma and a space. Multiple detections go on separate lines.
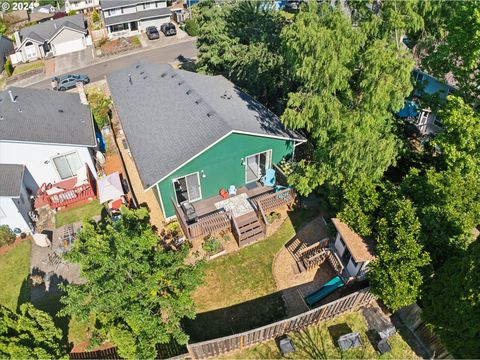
203, 237, 222, 256
185, 19, 200, 36
87, 90, 111, 129
0, 225, 16, 247
4, 58, 13, 77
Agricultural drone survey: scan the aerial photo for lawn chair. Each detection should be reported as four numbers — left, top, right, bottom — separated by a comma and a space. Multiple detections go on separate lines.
261, 168, 276, 187
228, 185, 237, 196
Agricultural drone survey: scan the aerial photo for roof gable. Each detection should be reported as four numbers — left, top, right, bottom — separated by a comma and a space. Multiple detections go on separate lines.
107, 62, 303, 189
0, 87, 96, 146
18, 14, 86, 45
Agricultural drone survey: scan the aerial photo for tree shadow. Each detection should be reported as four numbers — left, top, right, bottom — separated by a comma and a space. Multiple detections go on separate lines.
328, 323, 353, 346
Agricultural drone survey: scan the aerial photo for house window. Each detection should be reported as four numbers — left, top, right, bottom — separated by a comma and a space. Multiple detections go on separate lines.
108, 7, 122, 16
173, 172, 202, 204
24, 41, 37, 59
52, 151, 82, 180
245, 150, 272, 183
110, 23, 129, 32
143, 2, 153, 9
0, 205, 6, 219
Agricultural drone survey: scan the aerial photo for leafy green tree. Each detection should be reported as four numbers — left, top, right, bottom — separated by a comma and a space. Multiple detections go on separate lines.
417, 1, 480, 99
0, 303, 67, 359
91, 9, 100, 24
281, 2, 414, 195
336, 179, 380, 237
0, 225, 15, 247
422, 241, 480, 358
59, 208, 204, 359
433, 95, 480, 176
0, 19, 6, 35
401, 168, 480, 267
195, 0, 287, 108
369, 199, 430, 311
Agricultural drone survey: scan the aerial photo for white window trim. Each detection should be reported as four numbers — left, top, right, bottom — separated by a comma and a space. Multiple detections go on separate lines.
244, 149, 272, 184
172, 171, 202, 205
51, 151, 81, 181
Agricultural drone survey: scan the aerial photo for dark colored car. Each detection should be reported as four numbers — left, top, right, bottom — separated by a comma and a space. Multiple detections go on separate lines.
52, 74, 89, 91
146, 26, 160, 40
160, 22, 177, 36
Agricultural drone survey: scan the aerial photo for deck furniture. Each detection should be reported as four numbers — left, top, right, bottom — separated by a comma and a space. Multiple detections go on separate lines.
228, 185, 237, 196
261, 168, 276, 187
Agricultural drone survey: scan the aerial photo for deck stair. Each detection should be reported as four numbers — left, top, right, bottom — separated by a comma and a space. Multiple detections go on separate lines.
286, 238, 308, 262
299, 242, 328, 270
235, 212, 264, 246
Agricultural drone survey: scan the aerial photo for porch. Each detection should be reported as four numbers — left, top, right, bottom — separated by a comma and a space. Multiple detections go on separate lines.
173, 183, 296, 247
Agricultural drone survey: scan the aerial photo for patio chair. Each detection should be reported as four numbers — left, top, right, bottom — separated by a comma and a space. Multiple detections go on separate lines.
228, 185, 237, 196
261, 169, 276, 187
219, 188, 229, 199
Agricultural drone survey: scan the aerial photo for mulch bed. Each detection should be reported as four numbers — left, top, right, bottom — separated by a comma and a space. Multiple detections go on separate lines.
100, 36, 140, 56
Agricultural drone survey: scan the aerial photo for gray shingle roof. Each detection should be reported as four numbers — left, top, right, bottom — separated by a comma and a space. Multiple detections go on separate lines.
103, 7, 170, 26
0, 87, 96, 146
107, 62, 303, 189
18, 14, 86, 45
0, 164, 24, 197
100, 0, 158, 10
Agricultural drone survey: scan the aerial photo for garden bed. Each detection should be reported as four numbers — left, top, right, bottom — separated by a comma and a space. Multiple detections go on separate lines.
97, 36, 141, 56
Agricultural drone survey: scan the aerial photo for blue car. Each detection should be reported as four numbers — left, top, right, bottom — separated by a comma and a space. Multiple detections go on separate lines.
52, 74, 90, 91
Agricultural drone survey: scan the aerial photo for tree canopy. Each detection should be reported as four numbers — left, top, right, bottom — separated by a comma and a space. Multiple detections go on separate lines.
0, 303, 67, 359
422, 241, 480, 358
59, 208, 204, 359
368, 198, 430, 312
281, 2, 414, 195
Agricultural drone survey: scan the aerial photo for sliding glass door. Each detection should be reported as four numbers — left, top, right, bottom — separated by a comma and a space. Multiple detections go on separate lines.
173, 172, 202, 204
245, 150, 271, 183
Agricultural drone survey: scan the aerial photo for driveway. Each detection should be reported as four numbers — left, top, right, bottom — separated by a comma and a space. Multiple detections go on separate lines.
54, 45, 96, 74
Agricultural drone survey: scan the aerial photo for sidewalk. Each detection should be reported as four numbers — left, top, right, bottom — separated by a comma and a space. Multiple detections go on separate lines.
7, 35, 196, 89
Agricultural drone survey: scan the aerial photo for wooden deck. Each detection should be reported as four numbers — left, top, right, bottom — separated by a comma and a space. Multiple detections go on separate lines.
192, 182, 273, 217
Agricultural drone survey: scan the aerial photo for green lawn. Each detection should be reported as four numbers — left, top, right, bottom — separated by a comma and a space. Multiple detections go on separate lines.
12, 60, 44, 76
0, 240, 31, 310
185, 206, 320, 342
219, 311, 420, 359
56, 201, 104, 228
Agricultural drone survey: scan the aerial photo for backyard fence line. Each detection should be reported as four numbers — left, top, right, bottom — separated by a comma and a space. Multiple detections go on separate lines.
186, 287, 375, 359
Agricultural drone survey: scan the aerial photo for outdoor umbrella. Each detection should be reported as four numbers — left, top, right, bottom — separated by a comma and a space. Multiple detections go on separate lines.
98, 172, 124, 204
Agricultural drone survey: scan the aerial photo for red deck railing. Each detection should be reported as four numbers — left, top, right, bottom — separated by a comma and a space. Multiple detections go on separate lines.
36, 164, 96, 210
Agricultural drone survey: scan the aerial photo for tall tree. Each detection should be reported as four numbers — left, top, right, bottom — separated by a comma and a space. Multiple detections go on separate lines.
59, 208, 204, 359
433, 95, 480, 176
281, 2, 414, 195
0, 303, 67, 359
401, 168, 480, 267
195, 0, 288, 108
416, 1, 480, 99
368, 199, 430, 311
423, 241, 480, 358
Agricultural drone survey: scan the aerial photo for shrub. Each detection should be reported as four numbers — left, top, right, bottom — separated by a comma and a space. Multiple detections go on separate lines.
91, 9, 100, 24
185, 19, 200, 36
203, 237, 221, 256
0, 225, 16, 247
67, 10, 76, 16
87, 90, 111, 129
132, 36, 141, 47
4, 58, 13, 77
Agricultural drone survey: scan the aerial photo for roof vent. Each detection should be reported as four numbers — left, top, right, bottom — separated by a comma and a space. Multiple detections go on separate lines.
143, 75, 148, 80
54, 23, 57, 29
161, 72, 167, 78
0, 115, 4, 121
178, 80, 184, 86
8, 90, 16, 103
221, 91, 232, 100
136, 64, 140, 69
171, 73, 177, 78
207, 111, 215, 118
140, 71, 145, 75
58, 109, 64, 113
17, 107, 22, 113
128, 73, 132, 85
186, 89, 192, 95
195, 99, 202, 105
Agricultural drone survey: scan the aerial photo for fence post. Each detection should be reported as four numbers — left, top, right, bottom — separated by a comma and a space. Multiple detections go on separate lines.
187, 344, 195, 360
239, 335, 244, 351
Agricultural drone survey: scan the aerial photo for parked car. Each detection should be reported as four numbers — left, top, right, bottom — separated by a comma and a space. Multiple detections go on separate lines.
146, 26, 160, 40
160, 23, 177, 36
52, 74, 90, 91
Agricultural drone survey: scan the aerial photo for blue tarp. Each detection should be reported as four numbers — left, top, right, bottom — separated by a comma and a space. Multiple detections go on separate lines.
96, 130, 106, 153
304, 276, 344, 307
397, 100, 419, 118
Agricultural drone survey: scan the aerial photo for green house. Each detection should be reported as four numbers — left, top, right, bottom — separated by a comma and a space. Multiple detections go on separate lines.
108, 62, 304, 245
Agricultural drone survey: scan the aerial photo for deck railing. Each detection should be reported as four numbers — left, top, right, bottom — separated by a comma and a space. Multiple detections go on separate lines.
37, 164, 96, 210
254, 187, 295, 214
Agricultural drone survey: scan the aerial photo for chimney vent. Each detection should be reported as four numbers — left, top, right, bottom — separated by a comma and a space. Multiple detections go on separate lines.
54, 23, 58, 29
8, 90, 16, 103
128, 74, 132, 85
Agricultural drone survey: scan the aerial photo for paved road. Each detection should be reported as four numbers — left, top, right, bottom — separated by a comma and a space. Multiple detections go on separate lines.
29, 39, 198, 89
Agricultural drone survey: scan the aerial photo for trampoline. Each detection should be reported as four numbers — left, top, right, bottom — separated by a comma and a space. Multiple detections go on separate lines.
304, 276, 344, 307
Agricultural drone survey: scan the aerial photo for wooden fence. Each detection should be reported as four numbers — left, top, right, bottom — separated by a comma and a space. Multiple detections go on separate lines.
187, 287, 375, 359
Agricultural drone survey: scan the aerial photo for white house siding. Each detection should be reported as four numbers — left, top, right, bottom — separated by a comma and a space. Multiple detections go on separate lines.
346, 258, 362, 277
65, 0, 99, 12
334, 233, 346, 257
17, 41, 45, 63
0, 142, 96, 186
139, 16, 169, 31
0, 197, 30, 233
50, 29, 86, 56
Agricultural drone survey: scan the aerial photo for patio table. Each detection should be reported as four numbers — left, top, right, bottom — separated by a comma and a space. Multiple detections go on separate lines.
214, 193, 254, 218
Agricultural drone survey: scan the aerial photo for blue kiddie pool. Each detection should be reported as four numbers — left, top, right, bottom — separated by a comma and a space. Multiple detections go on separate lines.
304, 276, 344, 307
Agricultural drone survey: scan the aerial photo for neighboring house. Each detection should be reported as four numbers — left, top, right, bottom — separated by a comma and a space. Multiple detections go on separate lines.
107, 62, 305, 245
0, 164, 36, 234
10, 14, 88, 64
0, 36, 14, 70
0, 87, 98, 231
398, 68, 456, 135
32, 4, 57, 13
65, 0, 100, 13
332, 218, 375, 279
100, 0, 171, 38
